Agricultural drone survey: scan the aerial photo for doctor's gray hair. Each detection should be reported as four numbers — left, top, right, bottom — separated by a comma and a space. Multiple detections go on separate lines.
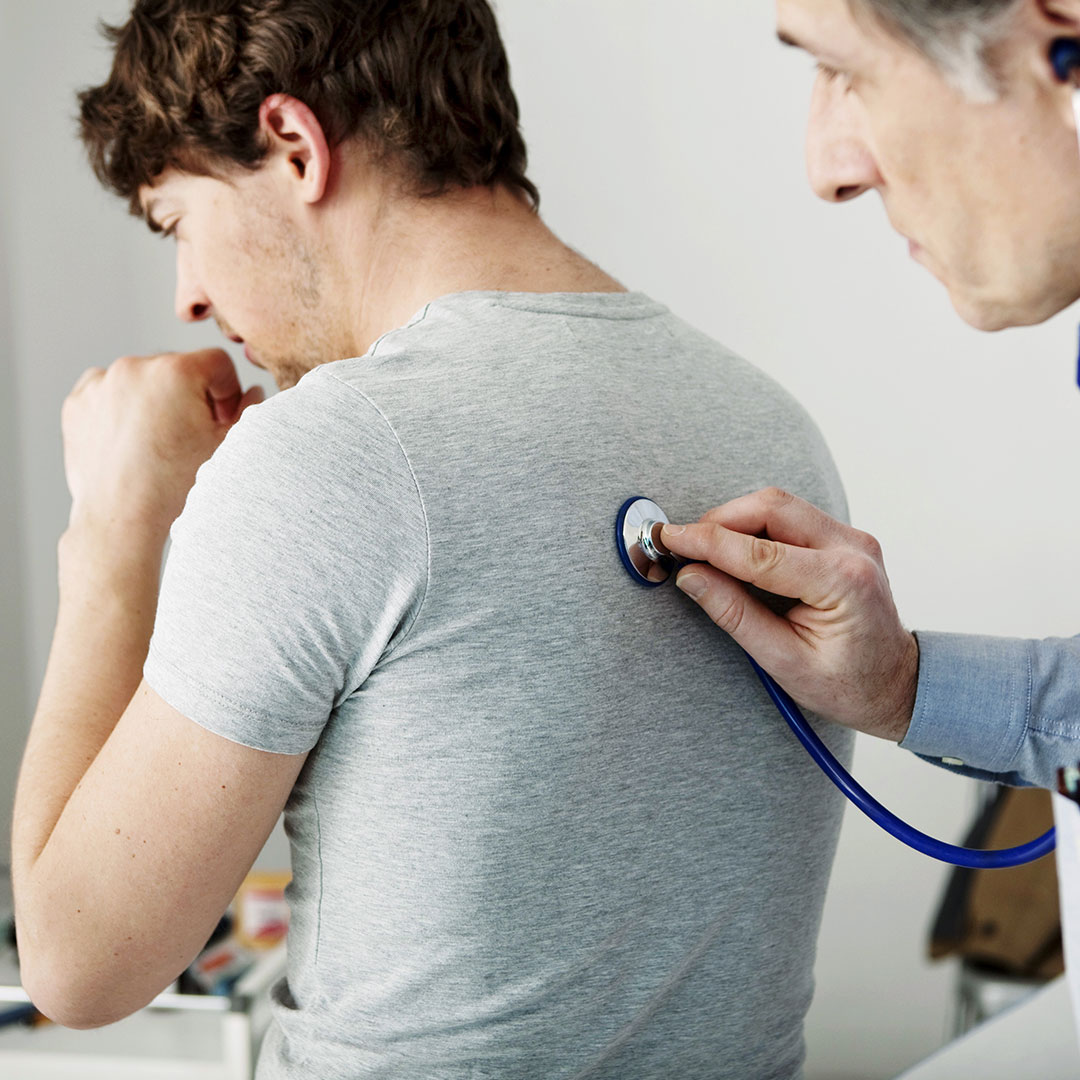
849, 0, 1023, 100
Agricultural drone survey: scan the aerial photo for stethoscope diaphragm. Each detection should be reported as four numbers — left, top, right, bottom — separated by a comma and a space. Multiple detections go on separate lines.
615, 496, 686, 587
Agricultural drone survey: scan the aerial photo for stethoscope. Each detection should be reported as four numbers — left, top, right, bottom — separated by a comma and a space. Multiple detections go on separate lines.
616, 497, 1057, 869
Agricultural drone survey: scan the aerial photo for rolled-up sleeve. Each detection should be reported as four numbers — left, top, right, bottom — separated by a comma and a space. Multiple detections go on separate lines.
900, 630, 1080, 789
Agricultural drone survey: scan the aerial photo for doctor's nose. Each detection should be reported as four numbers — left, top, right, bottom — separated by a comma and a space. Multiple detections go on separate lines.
175, 251, 211, 323
805, 77, 881, 203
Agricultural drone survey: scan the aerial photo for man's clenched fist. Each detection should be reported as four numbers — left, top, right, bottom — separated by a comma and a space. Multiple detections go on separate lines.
61, 349, 263, 542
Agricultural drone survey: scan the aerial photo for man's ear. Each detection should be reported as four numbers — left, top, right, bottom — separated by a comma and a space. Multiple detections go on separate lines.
257, 94, 331, 205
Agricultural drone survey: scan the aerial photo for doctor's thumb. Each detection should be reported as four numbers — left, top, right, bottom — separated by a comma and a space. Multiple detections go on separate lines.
674, 564, 779, 653
676, 572, 707, 599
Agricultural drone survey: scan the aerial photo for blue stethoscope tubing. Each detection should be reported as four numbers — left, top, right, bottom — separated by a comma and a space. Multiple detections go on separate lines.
745, 655, 1056, 869
616, 497, 1056, 868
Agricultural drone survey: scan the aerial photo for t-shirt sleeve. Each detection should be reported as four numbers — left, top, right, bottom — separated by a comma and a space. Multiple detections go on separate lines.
144, 368, 429, 755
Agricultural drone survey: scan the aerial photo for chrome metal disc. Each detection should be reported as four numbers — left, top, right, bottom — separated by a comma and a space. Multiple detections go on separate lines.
616, 496, 673, 587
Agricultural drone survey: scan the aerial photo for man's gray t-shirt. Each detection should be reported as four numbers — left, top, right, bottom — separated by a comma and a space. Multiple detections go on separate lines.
145, 291, 853, 1079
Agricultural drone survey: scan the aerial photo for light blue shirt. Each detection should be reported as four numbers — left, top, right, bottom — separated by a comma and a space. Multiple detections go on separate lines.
901, 631, 1080, 788
901, 631, 1080, 1045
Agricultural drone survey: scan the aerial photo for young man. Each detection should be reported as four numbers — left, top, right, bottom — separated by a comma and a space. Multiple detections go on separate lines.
11, 2, 851, 1076
658, 0, 1080, 1035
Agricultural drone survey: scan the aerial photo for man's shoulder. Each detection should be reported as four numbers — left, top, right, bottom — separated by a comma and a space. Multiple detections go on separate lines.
298, 290, 827, 464
197, 368, 416, 504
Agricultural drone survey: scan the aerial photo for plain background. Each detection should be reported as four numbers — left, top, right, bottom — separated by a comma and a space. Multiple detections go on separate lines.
3, 2, 1080, 1077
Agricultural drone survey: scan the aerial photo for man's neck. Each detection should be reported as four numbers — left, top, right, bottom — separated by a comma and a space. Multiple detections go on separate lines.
330, 181, 626, 357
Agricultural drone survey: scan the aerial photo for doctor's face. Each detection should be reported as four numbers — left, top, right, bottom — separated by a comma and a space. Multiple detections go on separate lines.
777, 0, 1080, 330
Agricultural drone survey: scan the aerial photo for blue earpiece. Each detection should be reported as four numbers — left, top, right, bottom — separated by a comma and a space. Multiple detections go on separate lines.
1051, 38, 1080, 83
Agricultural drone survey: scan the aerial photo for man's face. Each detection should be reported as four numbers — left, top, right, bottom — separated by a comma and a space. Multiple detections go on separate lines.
777, 0, 1080, 330
140, 167, 345, 390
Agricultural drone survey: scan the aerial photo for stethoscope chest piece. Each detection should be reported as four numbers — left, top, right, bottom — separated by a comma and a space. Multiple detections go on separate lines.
616, 496, 682, 586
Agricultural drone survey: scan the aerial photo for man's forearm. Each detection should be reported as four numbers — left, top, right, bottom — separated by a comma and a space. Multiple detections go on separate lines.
12, 523, 163, 896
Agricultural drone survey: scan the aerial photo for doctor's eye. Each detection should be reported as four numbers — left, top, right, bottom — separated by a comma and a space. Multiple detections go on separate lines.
815, 62, 852, 91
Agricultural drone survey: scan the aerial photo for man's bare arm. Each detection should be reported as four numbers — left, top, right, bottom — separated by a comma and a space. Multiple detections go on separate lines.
9, 351, 305, 1028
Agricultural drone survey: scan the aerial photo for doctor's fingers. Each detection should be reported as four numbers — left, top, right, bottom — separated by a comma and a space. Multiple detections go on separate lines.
697, 488, 862, 552
658, 521, 847, 610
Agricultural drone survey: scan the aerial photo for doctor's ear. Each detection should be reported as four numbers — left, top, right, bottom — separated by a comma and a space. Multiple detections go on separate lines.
256, 94, 332, 205
1037, 0, 1080, 42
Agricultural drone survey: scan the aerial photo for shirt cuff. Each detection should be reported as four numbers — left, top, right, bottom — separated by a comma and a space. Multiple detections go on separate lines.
900, 630, 1031, 776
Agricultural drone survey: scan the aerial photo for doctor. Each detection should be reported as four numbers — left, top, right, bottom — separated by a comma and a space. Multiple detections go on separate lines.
659, 0, 1080, 1021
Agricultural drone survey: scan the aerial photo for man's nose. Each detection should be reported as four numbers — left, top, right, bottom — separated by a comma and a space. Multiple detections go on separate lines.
174, 250, 211, 323
805, 76, 881, 203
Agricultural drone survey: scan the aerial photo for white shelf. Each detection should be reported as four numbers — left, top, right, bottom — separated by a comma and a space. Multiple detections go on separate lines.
895, 976, 1078, 1079
0, 935, 283, 1079
0, 1009, 241, 1078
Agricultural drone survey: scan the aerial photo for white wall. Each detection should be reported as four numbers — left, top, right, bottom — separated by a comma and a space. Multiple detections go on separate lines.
0, 0, 29, 885
4, 2, 1080, 1078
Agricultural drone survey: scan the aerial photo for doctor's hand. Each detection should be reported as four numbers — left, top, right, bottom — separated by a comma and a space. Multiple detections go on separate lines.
660, 488, 919, 743
61, 348, 264, 545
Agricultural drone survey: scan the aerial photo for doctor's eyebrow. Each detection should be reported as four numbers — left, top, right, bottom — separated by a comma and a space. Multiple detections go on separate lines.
777, 31, 805, 50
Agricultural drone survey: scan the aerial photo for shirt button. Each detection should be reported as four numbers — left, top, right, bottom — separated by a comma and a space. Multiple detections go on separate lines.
941, 757, 965, 766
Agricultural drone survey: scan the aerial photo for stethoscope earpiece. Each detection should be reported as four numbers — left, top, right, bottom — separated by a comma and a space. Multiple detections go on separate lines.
1051, 37, 1080, 84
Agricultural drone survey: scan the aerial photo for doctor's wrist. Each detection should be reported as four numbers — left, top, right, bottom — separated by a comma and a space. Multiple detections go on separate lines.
876, 631, 920, 744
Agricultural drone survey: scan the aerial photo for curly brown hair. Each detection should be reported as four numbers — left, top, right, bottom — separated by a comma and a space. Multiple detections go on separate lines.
78, 0, 539, 219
